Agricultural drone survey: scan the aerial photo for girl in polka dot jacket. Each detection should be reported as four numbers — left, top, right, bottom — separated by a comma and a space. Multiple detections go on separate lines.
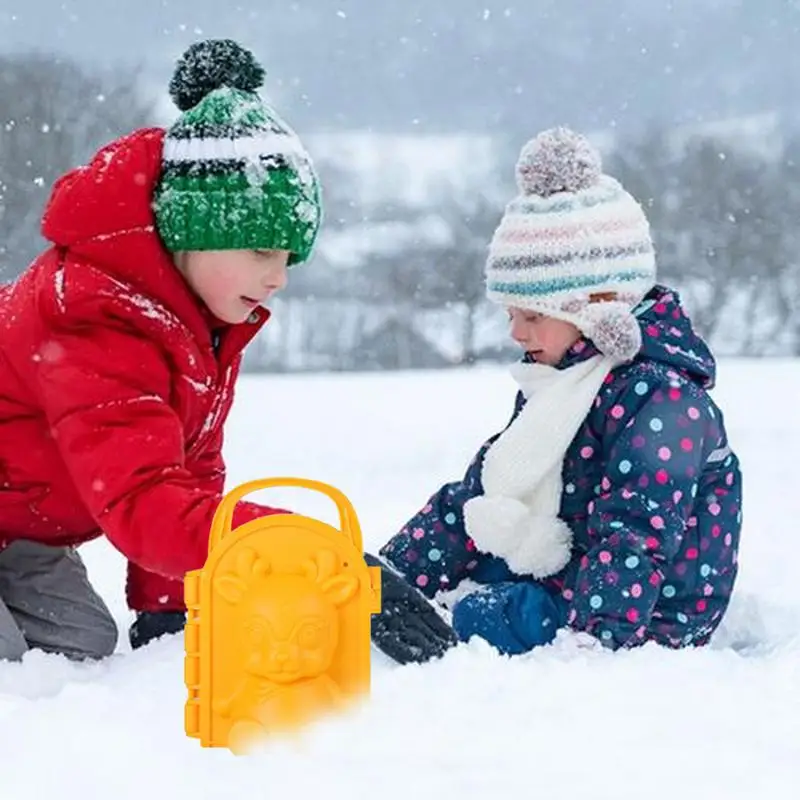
366, 127, 743, 662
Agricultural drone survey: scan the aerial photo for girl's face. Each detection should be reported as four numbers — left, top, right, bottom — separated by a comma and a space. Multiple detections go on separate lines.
174, 249, 289, 324
507, 307, 582, 366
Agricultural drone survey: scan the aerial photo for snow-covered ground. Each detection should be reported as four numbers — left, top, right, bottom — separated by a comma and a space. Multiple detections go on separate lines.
2, 359, 799, 799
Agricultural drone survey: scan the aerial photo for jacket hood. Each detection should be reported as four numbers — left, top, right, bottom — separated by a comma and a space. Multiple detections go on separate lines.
39, 126, 268, 338
632, 285, 716, 388
42, 128, 169, 272
527, 285, 716, 389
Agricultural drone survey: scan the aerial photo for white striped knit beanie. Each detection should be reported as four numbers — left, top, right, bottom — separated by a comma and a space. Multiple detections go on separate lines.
152, 39, 322, 265
485, 127, 657, 361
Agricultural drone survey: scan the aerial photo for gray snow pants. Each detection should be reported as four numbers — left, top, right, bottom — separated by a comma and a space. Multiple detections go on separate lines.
0, 539, 118, 662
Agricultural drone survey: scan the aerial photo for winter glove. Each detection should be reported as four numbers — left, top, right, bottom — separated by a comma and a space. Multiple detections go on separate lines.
129, 610, 186, 650
451, 580, 567, 656
364, 551, 459, 665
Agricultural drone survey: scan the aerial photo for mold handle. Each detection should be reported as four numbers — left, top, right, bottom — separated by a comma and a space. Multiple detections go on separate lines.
208, 478, 363, 555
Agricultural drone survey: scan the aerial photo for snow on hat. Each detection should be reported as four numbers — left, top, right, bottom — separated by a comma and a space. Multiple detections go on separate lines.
152, 39, 322, 265
485, 126, 657, 361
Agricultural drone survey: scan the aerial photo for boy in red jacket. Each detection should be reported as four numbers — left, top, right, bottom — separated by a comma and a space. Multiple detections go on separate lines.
0, 39, 322, 661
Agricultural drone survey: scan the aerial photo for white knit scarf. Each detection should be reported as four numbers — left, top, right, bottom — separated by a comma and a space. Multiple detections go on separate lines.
463, 353, 619, 578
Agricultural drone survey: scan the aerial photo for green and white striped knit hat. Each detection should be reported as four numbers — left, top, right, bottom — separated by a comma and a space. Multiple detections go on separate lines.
153, 39, 322, 266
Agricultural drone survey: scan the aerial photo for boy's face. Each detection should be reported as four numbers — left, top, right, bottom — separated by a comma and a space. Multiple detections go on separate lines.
507, 307, 582, 366
176, 249, 290, 324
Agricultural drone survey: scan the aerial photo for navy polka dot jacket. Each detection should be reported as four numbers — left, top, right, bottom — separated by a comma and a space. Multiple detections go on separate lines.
379, 285, 742, 652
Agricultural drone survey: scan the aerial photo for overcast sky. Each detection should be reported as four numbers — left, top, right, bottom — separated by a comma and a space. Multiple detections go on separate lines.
1, 0, 797, 136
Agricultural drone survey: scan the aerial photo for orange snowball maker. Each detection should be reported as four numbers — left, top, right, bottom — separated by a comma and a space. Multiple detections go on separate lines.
183, 478, 382, 754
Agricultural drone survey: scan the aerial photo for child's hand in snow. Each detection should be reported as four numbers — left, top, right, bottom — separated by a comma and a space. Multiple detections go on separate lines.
364, 552, 459, 666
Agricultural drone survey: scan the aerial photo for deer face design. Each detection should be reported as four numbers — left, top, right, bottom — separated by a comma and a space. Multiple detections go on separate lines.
216, 549, 358, 684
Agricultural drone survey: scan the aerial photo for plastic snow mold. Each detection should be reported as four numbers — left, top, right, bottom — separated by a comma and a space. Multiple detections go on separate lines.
183, 478, 381, 753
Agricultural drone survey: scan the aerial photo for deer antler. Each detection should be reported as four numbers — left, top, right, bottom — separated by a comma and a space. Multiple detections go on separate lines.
216, 548, 271, 605
299, 549, 338, 584
234, 548, 271, 580
315, 550, 338, 583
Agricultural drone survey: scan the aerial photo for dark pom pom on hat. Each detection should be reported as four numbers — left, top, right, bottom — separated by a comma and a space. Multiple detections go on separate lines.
168, 38, 266, 111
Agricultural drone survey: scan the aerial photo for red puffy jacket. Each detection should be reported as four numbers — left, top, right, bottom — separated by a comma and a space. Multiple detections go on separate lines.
0, 127, 286, 612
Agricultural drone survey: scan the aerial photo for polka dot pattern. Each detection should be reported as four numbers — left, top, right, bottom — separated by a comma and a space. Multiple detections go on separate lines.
376, 287, 742, 655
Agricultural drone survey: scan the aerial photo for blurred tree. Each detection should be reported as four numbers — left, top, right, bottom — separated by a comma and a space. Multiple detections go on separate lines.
767, 134, 800, 354
0, 53, 156, 282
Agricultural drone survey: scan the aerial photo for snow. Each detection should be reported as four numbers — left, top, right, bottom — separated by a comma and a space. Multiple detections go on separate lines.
2, 358, 799, 798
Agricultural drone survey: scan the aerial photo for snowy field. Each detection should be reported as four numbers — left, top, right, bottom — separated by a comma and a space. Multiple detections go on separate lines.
1, 359, 799, 799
